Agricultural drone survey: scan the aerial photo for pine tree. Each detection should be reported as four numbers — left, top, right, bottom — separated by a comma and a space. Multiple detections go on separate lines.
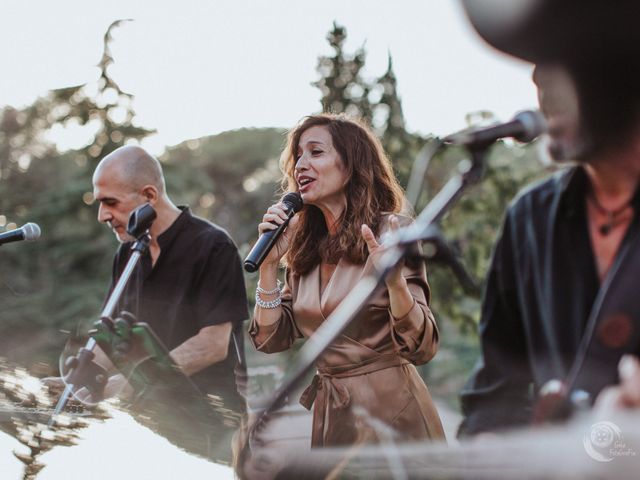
374, 53, 425, 186
314, 23, 424, 187
313, 22, 372, 120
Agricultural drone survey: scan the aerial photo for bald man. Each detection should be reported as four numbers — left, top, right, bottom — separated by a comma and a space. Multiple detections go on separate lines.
92, 145, 248, 406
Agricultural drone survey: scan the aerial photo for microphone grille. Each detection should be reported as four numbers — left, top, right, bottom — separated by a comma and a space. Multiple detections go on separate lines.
22, 223, 41, 242
282, 192, 304, 213
514, 110, 547, 143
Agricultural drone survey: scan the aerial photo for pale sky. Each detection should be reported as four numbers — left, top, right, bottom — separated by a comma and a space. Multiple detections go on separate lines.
1, 0, 537, 154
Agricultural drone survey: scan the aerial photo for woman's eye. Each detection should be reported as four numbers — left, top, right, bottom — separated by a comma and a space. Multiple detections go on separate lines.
311, 150, 322, 155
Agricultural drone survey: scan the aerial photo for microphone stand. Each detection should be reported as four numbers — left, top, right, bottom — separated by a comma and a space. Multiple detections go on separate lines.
245, 146, 489, 453
405, 139, 444, 208
418, 224, 481, 296
49, 207, 155, 426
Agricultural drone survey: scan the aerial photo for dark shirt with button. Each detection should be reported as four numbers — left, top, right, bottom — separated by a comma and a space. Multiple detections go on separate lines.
108, 207, 249, 410
459, 166, 640, 436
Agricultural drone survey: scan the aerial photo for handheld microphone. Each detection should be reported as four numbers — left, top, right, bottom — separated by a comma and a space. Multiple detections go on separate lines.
0, 223, 41, 246
444, 110, 547, 149
244, 193, 303, 273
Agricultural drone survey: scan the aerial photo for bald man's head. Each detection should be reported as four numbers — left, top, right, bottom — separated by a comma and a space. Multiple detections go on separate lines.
93, 146, 172, 242
93, 145, 166, 194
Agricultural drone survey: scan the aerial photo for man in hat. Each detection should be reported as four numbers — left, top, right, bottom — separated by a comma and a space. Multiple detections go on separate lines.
458, 0, 640, 435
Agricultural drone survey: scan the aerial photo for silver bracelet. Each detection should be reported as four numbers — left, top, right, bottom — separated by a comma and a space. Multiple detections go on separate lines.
256, 280, 282, 296
255, 289, 282, 309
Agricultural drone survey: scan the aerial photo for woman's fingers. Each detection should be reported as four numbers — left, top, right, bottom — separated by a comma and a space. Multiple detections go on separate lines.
389, 214, 400, 232
267, 203, 289, 221
362, 217, 407, 289
258, 203, 290, 234
263, 212, 285, 224
363, 216, 403, 251
258, 221, 279, 235
619, 355, 640, 404
361, 224, 379, 252
380, 215, 400, 245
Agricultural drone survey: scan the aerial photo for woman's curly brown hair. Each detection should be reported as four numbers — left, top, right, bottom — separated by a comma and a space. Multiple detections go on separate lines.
281, 113, 406, 275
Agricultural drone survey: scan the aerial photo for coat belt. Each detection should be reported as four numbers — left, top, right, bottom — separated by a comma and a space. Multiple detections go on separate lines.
299, 354, 410, 446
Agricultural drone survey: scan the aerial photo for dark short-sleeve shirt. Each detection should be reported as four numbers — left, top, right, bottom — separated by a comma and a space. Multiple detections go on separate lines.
459, 166, 640, 436
108, 207, 248, 405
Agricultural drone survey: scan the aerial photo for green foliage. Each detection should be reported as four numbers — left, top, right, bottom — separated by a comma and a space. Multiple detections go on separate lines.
0, 21, 287, 367
416, 141, 548, 405
425, 141, 548, 332
314, 22, 426, 187
161, 128, 286, 248
0, 20, 154, 368
313, 22, 372, 120
0, 19, 551, 415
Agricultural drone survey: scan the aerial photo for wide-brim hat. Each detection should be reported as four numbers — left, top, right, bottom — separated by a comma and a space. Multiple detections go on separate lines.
461, 0, 640, 64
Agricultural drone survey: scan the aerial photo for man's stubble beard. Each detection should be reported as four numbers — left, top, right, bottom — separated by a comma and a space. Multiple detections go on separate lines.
546, 125, 598, 166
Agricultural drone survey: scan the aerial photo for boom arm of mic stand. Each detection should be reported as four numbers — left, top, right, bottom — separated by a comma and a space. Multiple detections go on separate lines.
245, 149, 490, 452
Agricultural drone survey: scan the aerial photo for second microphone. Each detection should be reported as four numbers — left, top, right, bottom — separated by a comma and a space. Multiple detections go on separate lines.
244, 192, 304, 273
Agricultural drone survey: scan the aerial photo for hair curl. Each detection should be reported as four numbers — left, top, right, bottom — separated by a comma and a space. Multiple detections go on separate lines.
280, 114, 406, 275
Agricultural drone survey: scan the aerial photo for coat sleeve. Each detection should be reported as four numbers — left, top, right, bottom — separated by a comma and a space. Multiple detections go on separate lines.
458, 211, 534, 437
248, 269, 303, 353
372, 214, 437, 365
388, 257, 440, 365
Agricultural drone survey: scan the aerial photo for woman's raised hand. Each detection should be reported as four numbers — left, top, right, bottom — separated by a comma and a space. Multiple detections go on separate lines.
361, 215, 405, 290
258, 201, 300, 267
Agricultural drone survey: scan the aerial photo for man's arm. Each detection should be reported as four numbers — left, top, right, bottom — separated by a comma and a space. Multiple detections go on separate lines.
170, 322, 232, 376
172, 237, 247, 377
47, 326, 233, 400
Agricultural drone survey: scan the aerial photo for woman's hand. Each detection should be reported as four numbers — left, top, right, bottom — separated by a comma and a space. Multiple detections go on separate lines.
596, 355, 640, 412
258, 201, 300, 267
361, 215, 405, 290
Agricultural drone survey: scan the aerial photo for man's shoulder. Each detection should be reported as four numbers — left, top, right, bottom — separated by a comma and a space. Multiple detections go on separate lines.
508, 166, 576, 216
182, 212, 237, 249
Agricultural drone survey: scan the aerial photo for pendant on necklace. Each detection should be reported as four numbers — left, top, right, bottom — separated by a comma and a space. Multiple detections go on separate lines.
599, 212, 615, 236
599, 223, 613, 236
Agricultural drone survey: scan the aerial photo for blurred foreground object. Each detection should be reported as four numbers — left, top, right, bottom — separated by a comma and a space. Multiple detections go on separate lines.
597, 355, 640, 413
462, 0, 640, 63
242, 410, 640, 478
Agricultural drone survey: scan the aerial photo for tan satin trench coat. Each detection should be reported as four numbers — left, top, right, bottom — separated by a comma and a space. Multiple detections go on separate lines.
249, 217, 445, 447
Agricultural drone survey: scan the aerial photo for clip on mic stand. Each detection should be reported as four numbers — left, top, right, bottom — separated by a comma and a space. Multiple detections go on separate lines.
245, 145, 491, 454
49, 204, 157, 426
